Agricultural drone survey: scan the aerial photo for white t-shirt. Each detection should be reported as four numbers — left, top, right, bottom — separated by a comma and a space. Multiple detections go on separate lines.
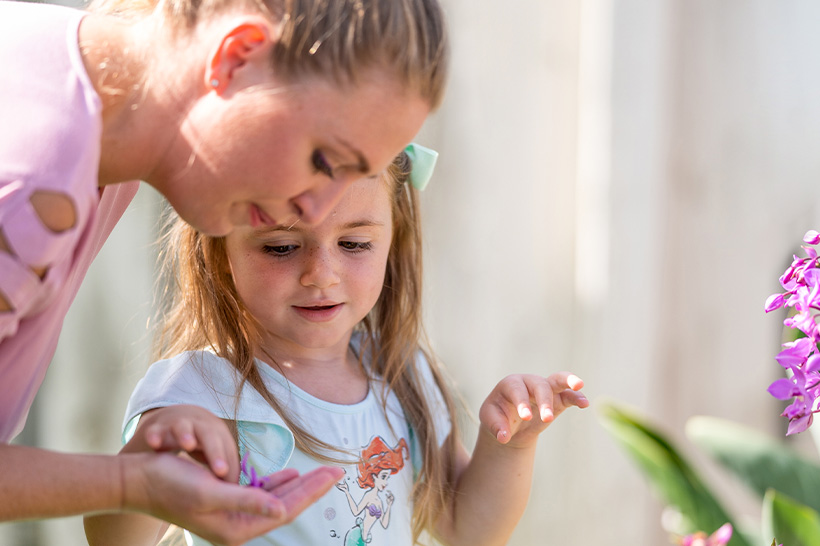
124, 344, 451, 546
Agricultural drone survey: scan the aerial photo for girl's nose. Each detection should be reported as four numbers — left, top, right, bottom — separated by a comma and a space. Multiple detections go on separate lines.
300, 248, 341, 289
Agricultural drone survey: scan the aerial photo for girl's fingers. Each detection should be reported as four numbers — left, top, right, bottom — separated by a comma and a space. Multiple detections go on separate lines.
544, 373, 588, 415
143, 423, 164, 450
566, 373, 584, 391
480, 401, 516, 444
497, 377, 535, 421
481, 373, 589, 444
546, 371, 584, 393
194, 425, 231, 479
170, 419, 198, 452
526, 376, 555, 423
559, 389, 590, 409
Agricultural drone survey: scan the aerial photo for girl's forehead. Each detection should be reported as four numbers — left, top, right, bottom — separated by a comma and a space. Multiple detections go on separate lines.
328, 177, 392, 217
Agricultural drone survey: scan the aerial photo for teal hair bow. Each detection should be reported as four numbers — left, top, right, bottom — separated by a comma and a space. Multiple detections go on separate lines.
404, 143, 438, 191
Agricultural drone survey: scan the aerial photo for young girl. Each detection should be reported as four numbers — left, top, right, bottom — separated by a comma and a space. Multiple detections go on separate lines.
0, 0, 447, 541
84, 148, 589, 546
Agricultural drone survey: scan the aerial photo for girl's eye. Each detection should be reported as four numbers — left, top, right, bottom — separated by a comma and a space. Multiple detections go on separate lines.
339, 241, 373, 253
263, 244, 298, 256
311, 150, 334, 178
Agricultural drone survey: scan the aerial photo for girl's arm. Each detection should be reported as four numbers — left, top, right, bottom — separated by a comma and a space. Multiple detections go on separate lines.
434, 373, 588, 546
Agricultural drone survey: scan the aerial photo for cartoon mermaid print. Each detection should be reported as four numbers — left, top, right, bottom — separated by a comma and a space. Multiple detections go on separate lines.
335, 436, 409, 545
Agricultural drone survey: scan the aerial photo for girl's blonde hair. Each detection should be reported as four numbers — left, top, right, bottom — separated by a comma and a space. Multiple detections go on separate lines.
87, 0, 449, 109
154, 152, 459, 543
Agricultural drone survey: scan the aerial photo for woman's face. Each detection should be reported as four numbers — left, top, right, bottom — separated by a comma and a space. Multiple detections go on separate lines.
157, 70, 428, 237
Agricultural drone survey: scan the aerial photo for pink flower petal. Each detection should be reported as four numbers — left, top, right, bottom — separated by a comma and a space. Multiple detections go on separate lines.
765, 293, 786, 312
787, 412, 813, 435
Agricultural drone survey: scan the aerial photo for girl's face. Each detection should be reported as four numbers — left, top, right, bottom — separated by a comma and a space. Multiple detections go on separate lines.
225, 176, 394, 356
158, 70, 427, 238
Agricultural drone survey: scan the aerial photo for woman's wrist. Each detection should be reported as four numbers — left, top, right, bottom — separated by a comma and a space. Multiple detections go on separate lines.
116, 452, 151, 514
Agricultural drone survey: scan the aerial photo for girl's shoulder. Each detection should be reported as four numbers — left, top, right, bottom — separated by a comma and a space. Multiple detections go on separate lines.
123, 350, 288, 438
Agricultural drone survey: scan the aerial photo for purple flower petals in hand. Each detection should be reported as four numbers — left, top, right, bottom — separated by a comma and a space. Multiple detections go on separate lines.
766, 230, 820, 434
240, 452, 271, 488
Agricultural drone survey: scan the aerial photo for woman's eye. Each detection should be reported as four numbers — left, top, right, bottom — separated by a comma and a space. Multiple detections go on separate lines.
311, 150, 334, 178
263, 244, 298, 256
339, 241, 373, 253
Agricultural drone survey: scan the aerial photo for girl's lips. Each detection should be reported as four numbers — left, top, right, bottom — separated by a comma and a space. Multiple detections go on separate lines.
292, 303, 343, 322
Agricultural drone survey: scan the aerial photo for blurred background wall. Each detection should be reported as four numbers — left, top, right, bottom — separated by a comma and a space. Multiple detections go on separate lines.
5, 0, 820, 544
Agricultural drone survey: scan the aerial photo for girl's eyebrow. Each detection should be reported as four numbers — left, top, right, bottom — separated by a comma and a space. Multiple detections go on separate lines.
258, 219, 384, 234
341, 220, 384, 229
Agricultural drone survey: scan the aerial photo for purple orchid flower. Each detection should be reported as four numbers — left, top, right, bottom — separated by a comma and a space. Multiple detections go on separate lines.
766, 230, 820, 434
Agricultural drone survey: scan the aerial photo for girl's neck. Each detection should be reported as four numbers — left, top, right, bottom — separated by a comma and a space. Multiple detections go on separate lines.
257, 341, 370, 405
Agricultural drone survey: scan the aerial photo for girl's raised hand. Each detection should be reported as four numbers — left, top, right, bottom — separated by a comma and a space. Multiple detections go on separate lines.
478, 373, 589, 448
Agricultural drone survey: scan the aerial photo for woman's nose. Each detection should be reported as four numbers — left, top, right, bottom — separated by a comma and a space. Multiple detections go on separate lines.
291, 175, 357, 225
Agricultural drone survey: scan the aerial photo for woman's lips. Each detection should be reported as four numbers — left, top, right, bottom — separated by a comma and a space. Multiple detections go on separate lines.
249, 204, 276, 228
292, 303, 343, 322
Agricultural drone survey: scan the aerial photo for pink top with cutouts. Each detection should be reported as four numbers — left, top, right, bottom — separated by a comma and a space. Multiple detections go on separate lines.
0, 1, 139, 441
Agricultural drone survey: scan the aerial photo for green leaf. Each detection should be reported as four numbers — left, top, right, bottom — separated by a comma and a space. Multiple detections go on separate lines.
597, 400, 750, 546
686, 416, 820, 513
762, 489, 820, 546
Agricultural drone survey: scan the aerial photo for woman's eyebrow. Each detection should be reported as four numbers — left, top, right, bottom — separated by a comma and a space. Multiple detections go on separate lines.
336, 138, 370, 174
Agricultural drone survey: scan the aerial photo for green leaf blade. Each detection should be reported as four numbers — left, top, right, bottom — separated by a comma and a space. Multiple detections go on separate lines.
687, 415, 820, 512
762, 489, 820, 546
598, 401, 750, 546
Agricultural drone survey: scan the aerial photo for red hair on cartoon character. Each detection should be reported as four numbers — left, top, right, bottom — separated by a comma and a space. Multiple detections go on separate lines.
356, 437, 409, 489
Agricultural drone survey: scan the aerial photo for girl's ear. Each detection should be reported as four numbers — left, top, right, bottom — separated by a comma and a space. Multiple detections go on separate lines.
206, 18, 275, 94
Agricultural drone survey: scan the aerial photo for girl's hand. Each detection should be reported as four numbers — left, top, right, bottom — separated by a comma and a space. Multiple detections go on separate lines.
478, 373, 589, 448
124, 405, 238, 482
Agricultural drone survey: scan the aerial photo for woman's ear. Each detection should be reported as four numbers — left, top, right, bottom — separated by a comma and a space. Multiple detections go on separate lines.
206, 18, 275, 95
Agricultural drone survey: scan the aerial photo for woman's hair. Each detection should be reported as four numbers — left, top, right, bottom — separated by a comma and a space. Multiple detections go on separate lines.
87, 0, 449, 109
153, 151, 459, 542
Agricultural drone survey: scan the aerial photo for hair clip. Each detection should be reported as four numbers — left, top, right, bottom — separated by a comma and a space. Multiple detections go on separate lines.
404, 143, 438, 191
